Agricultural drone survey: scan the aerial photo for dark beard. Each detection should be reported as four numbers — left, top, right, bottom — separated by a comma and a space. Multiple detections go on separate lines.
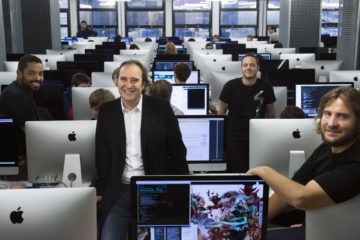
321, 129, 357, 147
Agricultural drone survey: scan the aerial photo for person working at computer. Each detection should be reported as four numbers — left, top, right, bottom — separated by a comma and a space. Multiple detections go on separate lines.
88, 88, 115, 120
0, 54, 49, 180
164, 41, 178, 54
149, 80, 184, 115
76, 20, 98, 39
248, 87, 360, 240
267, 25, 279, 43
219, 53, 276, 173
94, 60, 189, 240
63, 72, 91, 120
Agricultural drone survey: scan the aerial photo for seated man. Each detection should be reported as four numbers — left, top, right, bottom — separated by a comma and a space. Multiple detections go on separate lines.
149, 80, 184, 115
248, 87, 360, 239
89, 88, 115, 120
76, 20, 97, 39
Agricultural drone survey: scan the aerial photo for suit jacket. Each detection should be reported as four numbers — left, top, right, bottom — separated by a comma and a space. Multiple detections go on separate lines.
95, 94, 189, 227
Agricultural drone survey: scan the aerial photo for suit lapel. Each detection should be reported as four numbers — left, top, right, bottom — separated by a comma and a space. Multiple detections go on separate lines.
113, 98, 126, 159
141, 95, 151, 161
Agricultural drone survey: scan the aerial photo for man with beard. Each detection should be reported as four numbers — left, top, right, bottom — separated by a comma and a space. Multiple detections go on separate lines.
248, 87, 360, 239
0, 54, 47, 179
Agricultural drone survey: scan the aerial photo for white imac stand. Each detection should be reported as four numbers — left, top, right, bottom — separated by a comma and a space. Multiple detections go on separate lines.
63, 154, 83, 187
288, 150, 305, 178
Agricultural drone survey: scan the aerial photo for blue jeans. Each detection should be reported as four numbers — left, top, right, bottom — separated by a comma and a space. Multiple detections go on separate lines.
101, 184, 132, 240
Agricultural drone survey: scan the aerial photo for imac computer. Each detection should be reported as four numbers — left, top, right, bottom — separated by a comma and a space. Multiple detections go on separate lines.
34, 54, 66, 70
329, 70, 360, 89
74, 53, 113, 72
57, 61, 99, 76
201, 61, 242, 84
91, 72, 115, 87
153, 61, 194, 71
265, 48, 296, 60
280, 53, 316, 69
72, 87, 120, 120
171, 84, 209, 115
131, 174, 269, 240
301, 60, 342, 82
250, 119, 322, 177
266, 69, 315, 89
177, 115, 226, 172
0, 187, 96, 240
210, 70, 242, 103
0, 116, 18, 175
273, 86, 288, 118
33, 83, 64, 120
46, 49, 77, 61
152, 70, 200, 84
0, 72, 16, 90
4, 61, 18, 72
26, 120, 97, 186
294, 82, 354, 118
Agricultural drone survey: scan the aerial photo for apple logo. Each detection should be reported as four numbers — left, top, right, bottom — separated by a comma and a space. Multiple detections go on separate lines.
10, 207, 24, 224
354, 77, 358, 81
321, 66, 325, 70
293, 129, 301, 139
222, 66, 226, 71
68, 131, 77, 141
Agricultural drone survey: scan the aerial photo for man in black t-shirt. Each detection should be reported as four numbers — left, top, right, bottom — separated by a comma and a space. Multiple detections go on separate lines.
219, 53, 276, 172
248, 87, 360, 239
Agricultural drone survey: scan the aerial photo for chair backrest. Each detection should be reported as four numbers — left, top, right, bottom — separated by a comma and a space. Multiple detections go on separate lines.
306, 194, 360, 240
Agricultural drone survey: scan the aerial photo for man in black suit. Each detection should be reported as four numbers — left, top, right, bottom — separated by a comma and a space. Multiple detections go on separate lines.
95, 60, 189, 240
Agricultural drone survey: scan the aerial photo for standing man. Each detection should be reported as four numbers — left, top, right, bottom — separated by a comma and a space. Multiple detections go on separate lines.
267, 26, 279, 43
219, 53, 276, 173
248, 87, 360, 239
95, 60, 189, 240
0, 55, 47, 179
76, 20, 98, 39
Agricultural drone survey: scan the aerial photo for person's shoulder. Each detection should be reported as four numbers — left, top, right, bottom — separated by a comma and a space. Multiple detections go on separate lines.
143, 94, 171, 110
1, 82, 21, 97
100, 98, 120, 112
224, 78, 240, 87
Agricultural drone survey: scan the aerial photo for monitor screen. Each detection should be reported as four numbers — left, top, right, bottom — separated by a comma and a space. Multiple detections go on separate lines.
250, 119, 323, 177
177, 115, 226, 172
26, 120, 97, 184
72, 87, 120, 120
329, 70, 360, 89
171, 84, 209, 115
152, 70, 200, 84
57, 61, 99, 77
301, 60, 342, 82
34, 54, 66, 70
33, 84, 64, 120
0, 117, 18, 175
0, 188, 96, 240
295, 82, 354, 118
154, 61, 194, 71
131, 174, 269, 240
266, 69, 315, 89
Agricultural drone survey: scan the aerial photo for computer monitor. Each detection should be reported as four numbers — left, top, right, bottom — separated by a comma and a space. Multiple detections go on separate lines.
0, 116, 18, 175
294, 82, 354, 118
33, 84, 65, 120
72, 87, 120, 120
210, 70, 242, 104
33, 54, 66, 70
46, 49, 77, 61
273, 86, 288, 118
0, 187, 96, 240
177, 115, 226, 172
265, 48, 296, 60
0, 72, 16, 90
171, 84, 209, 115
73, 41, 96, 54
26, 120, 97, 184
266, 69, 316, 89
74, 53, 113, 72
152, 70, 200, 84
3, 61, 18, 72
301, 60, 342, 82
155, 54, 190, 61
91, 72, 114, 87
250, 119, 322, 177
131, 174, 269, 240
201, 61, 242, 84
280, 53, 316, 69
329, 70, 360, 89
153, 61, 194, 71
57, 61, 99, 76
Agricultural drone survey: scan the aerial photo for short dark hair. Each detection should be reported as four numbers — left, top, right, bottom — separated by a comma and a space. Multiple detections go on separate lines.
129, 44, 140, 50
119, 60, 149, 88
144, 37, 152, 42
241, 53, 260, 66
71, 72, 91, 87
188, 38, 195, 42
280, 105, 305, 119
149, 80, 172, 101
17, 55, 43, 72
80, 20, 87, 24
174, 63, 191, 83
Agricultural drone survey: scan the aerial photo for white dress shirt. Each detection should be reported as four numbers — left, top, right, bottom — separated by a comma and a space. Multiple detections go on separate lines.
121, 95, 145, 184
